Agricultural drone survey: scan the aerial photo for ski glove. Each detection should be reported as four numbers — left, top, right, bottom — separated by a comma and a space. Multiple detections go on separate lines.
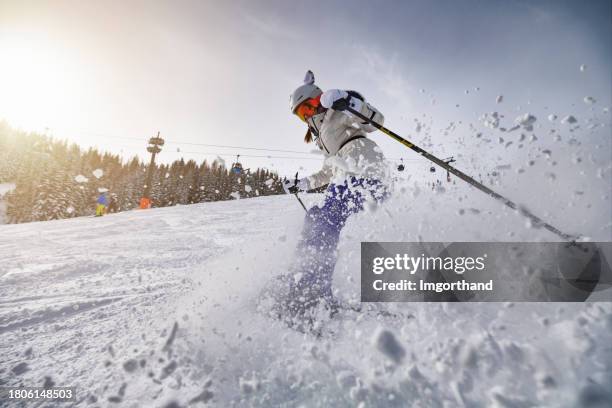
331, 97, 350, 111
283, 178, 309, 194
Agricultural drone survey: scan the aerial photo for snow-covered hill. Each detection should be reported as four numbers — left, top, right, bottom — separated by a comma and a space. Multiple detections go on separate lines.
1, 181, 611, 407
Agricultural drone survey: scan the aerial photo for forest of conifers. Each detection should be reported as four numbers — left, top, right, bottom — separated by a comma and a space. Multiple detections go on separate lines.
0, 122, 285, 223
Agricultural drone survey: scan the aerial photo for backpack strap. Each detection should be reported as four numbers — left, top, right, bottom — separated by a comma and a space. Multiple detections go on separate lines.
339, 135, 366, 152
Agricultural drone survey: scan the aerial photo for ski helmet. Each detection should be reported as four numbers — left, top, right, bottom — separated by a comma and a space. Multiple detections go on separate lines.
290, 70, 322, 114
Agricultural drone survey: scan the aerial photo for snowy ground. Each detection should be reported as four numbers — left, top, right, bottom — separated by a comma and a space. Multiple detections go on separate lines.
1, 168, 611, 407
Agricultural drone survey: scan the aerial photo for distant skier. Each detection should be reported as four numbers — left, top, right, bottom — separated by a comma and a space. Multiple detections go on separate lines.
275, 70, 388, 329
107, 194, 118, 213
95, 192, 108, 217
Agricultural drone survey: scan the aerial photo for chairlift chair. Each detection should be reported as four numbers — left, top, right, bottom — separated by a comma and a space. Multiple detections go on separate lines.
231, 155, 244, 175
397, 158, 405, 172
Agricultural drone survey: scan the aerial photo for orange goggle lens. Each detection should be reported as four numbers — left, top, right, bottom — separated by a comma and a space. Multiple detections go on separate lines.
294, 96, 321, 122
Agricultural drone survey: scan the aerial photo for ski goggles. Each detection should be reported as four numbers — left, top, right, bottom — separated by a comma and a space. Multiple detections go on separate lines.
294, 95, 321, 122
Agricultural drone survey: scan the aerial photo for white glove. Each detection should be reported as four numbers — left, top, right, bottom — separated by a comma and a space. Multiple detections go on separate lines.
320, 89, 349, 109
283, 177, 309, 194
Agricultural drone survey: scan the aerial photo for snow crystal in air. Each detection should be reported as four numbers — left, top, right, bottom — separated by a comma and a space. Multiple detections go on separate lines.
293, 272, 303, 284
244, 185, 252, 193
11, 362, 29, 375
515, 113, 537, 131
481, 112, 500, 129
583, 96, 596, 105
190, 387, 214, 404
325, 155, 350, 173
92, 169, 104, 179
230, 192, 240, 200
336, 371, 357, 390
239, 376, 259, 394
66, 206, 75, 214
264, 179, 274, 187
123, 359, 138, 373
365, 199, 379, 213
579, 64, 587, 72
496, 95, 503, 104
373, 328, 405, 364
548, 114, 557, 122
561, 115, 577, 124
74, 175, 88, 183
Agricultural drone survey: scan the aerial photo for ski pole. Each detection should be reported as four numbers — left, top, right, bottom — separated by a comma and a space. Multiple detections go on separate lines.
345, 106, 577, 242
294, 193, 307, 212
293, 172, 308, 212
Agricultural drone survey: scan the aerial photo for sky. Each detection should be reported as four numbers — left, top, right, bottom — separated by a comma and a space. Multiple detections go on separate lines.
0, 0, 610, 177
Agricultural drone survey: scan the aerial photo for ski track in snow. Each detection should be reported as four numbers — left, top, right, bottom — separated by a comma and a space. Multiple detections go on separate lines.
0, 186, 611, 407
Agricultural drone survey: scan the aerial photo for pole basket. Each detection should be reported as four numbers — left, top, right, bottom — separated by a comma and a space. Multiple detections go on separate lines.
139, 197, 151, 209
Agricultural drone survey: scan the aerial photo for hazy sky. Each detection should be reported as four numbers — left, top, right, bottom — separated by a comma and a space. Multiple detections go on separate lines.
0, 0, 610, 176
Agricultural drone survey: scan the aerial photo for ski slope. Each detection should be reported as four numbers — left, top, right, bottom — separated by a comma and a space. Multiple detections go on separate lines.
1, 177, 611, 407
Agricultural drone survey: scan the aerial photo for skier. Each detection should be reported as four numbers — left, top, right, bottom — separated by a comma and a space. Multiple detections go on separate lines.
107, 194, 118, 213
275, 70, 388, 329
95, 192, 108, 217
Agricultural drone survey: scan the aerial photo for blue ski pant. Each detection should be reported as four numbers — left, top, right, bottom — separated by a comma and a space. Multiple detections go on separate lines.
289, 177, 388, 308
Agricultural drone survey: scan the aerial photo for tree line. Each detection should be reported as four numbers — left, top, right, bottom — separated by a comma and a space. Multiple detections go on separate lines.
0, 122, 285, 223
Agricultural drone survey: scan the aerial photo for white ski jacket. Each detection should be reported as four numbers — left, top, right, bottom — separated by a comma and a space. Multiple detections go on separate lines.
304, 89, 386, 189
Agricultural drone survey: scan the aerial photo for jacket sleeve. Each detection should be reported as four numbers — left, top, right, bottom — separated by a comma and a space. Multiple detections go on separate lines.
349, 94, 384, 133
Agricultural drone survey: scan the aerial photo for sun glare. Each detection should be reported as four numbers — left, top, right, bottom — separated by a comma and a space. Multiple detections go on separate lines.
0, 33, 81, 133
